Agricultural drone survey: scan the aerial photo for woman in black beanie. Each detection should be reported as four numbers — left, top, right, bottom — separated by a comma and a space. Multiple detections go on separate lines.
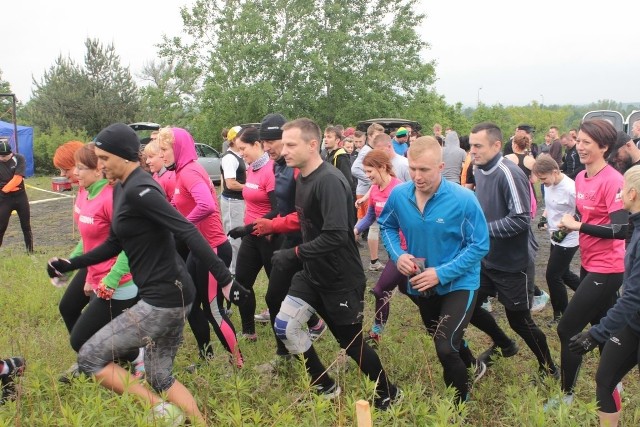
47, 123, 249, 424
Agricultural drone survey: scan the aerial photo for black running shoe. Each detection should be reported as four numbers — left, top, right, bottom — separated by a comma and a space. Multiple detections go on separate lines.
0, 357, 25, 404
374, 385, 403, 411
478, 340, 519, 367
315, 382, 341, 400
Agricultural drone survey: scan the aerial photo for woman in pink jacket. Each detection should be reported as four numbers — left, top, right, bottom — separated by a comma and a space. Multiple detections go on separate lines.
159, 127, 242, 367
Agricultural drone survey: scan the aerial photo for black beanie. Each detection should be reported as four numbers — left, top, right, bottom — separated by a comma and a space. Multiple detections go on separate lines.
260, 113, 287, 141
94, 123, 140, 161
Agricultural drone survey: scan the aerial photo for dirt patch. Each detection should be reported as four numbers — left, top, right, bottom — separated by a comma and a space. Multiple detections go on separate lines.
2, 185, 78, 252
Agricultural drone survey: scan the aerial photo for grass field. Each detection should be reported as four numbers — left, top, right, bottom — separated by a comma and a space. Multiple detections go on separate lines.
0, 177, 638, 425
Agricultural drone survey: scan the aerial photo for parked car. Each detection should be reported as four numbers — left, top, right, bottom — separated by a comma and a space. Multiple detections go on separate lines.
356, 118, 422, 134
194, 142, 222, 184
128, 122, 222, 184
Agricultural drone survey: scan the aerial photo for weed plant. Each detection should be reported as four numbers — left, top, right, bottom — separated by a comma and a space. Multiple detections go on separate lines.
0, 193, 638, 425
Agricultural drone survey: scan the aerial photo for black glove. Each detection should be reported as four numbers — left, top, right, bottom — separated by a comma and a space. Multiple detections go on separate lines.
227, 223, 256, 239
537, 216, 548, 230
271, 248, 299, 271
568, 331, 599, 355
46, 258, 73, 278
228, 280, 251, 306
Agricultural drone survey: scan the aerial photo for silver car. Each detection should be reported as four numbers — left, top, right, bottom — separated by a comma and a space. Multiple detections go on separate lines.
194, 142, 222, 184
129, 122, 221, 184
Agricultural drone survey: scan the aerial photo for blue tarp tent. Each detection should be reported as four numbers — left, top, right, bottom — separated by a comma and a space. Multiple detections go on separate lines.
0, 121, 34, 177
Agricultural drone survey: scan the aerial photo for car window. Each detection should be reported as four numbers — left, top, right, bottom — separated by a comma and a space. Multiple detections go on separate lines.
197, 144, 219, 158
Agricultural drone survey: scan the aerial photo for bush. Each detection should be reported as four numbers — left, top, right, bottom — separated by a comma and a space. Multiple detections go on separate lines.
32, 125, 87, 175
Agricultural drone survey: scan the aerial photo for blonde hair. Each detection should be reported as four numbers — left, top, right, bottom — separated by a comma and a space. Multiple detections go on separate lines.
157, 127, 174, 150
624, 165, 640, 194
367, 123, 385, 137
408, 136, 442, 162
143, 140, 160, 156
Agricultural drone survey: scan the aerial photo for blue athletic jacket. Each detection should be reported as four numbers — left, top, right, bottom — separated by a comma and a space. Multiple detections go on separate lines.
590, 211, 640, 341
379, 177, 489, 295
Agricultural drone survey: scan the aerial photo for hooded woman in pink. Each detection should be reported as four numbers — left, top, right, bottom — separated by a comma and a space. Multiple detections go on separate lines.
159, 127, 242, 367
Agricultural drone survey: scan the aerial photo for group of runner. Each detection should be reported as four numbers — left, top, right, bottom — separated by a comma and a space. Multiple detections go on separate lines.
0, 113, 632, 426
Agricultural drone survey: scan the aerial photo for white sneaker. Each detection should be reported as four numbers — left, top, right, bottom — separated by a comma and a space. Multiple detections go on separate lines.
147, 402, 185, 426
543, 393, 574, 412
531, 290, 550, 313
254, 308, 270, 323
472, 360, 487, 384
369, 261, 384, 271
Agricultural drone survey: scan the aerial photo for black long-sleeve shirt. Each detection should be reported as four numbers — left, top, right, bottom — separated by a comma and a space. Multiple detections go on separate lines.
560, 144, 585, 180
68, 167, 232, 307
474, 154, 531, 272
295, 162, 364, 291
326, 148, 356, 195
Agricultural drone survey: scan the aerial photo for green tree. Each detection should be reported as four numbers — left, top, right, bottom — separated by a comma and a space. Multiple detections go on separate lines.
33, 126, 88, 175
24, 39, 140, 136
0, 69, 18, 123
159, 0, 435, 142
401, 89, 471, 135
137, 59, 200, 127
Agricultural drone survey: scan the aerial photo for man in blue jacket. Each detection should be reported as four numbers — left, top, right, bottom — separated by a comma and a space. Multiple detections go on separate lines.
379, 136, 490, 404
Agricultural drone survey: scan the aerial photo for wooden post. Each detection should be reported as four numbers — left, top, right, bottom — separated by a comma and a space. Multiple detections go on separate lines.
355, 400, 372, 427
72, 193, 76, 240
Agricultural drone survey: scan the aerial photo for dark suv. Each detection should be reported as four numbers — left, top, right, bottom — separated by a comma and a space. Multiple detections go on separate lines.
356, 118, 422, 134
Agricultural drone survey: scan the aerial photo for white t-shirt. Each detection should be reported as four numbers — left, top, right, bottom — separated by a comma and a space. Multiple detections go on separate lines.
544, 175, 579, 248
391, 154, 411, 182
220, 149, 241, 179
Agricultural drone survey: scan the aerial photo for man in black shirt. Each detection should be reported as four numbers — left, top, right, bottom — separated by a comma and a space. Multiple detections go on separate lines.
0, 139, 33, 252
560, 133, 584, 179
272, 118, 400, 410
324, 126, 356, 194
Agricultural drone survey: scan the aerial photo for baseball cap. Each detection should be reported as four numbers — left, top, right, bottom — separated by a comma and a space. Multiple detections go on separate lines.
0, 139, 12, 155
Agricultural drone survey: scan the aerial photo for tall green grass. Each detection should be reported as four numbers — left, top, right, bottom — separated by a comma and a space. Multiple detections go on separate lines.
0, 248, 637, 426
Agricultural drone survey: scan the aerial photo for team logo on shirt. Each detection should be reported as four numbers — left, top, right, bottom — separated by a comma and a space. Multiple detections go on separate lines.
246, 182, 259, 190
615, 188, 622, 203
78, 215, 94, 225
577, 191, 596, 202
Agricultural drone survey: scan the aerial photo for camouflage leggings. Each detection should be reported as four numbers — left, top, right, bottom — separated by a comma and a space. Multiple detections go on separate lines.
77, 299, 192, 393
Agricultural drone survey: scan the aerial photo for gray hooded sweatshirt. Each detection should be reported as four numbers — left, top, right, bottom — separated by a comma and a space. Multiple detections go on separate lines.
442, 131, 467, 184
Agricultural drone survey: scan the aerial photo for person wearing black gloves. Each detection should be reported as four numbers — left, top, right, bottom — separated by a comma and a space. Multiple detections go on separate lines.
47, 123, 249, 425
547, 120, 627, 411
0, 139, 33, 252
568, 165, 640, 426
228, 127, 278, 341
252, 113, 327, 362
272, 118, 401, 410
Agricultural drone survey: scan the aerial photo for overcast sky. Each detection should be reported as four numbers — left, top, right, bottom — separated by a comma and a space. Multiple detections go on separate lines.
3, 1, 639, 107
